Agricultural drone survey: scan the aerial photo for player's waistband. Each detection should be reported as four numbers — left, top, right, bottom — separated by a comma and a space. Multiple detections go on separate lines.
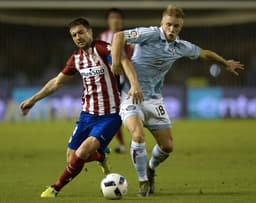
80, 111, 120, 118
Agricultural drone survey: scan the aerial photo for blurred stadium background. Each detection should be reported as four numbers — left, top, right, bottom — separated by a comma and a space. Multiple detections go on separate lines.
1, 0, 256, 121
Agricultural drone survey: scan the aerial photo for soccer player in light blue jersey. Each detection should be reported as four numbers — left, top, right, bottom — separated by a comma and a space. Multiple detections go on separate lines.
111, 4, 244, 196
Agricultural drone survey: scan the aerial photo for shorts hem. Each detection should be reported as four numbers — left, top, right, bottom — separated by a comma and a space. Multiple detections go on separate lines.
122, 111, 140, 125
145, 124, 172, 131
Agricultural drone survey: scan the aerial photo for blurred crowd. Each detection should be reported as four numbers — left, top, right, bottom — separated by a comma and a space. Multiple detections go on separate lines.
0, 8, 256, 90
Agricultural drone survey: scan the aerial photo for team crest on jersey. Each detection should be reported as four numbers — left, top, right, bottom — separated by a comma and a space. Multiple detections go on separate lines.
92, 54, 101, 66
128, 31, 138, 39
126, 105, 136, 111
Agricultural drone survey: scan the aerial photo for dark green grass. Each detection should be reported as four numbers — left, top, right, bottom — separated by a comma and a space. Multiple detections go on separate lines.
0, 119, 256, 203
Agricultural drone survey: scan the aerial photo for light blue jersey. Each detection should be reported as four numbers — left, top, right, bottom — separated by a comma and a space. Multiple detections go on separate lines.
123, 26, 200, 100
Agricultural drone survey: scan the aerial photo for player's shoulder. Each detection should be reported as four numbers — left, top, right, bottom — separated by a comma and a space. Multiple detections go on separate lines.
70, 49, 83, 56
175, 39, 195, 49
133, 26, 160, 40
92, 40, 111, 55
135, 26, 159, 34
98, 29, 111, 36
93, 40, 111, 47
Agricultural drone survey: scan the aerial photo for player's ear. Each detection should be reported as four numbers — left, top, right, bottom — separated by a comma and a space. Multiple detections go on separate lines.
180, 18, 184, 29
160, 16, 164, 26
88, 28, 93, 36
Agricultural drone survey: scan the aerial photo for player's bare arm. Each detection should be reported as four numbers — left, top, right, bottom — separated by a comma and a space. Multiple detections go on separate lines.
120, 57, 144, 104
111, 31, 125, 70
20, 73, 73, 116
199, 49, 244, 76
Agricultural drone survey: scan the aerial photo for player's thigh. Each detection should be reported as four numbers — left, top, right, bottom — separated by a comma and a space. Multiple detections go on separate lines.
120, 91, 145, 139
125, 115, 145, 142
76, 136, 101, 159
89, 113, 122, 153
151, 128, 173, 153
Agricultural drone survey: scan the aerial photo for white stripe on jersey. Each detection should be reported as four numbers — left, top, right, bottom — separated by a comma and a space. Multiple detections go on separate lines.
82, 55, 95, 114
94, 47, 116, 114
74, 55, 80, 68
88, 50, 97, 67
89, 89, 94, 114
92, 48, 105, 115
106, 32, 113, 44
74, 54, 89, 69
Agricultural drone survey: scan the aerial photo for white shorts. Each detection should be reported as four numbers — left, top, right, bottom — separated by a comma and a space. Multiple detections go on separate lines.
120, 92, 171, 130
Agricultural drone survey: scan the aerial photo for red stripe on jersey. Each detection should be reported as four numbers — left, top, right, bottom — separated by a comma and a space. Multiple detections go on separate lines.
102, 57, 120, 112
83, 80, 90, 113
62, 55, 77, 75
79, 50, 85, 70
109, 67, 120, 112
81, 88, 85, 106
90, 77, 99, 114
85, 52, 92, 67
100, 74, 110, 114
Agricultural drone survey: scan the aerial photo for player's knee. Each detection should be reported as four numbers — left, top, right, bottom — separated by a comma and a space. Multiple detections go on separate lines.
128, 125, 144, 143
76, 137, 100, 159
66, 149, 75, 163
132, 133, 145, 143
161, 142, 173, 153
66, 153, 72, 163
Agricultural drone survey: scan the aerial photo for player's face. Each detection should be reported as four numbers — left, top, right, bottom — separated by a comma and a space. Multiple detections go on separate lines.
107, 13, 123, 32
70, 25, 93, 49
161, 15, 183, 42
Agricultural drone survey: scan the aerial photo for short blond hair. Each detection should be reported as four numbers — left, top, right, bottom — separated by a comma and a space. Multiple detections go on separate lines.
162, 4, 184, 19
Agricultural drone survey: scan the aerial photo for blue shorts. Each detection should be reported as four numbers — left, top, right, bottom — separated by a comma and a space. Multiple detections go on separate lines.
68, 111, 122, 153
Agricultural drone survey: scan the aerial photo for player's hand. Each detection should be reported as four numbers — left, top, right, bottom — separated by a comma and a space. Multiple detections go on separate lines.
20, 98, 35, 116
128, 83, 144, 104
225, 60, 244, 76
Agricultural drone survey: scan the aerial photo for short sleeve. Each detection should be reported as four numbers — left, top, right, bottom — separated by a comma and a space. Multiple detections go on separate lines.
123, 27, 157, 44
95, 41, 111, 56
179, 40, 200, 59
61, 55, 77, 75
95, 41, 112, 63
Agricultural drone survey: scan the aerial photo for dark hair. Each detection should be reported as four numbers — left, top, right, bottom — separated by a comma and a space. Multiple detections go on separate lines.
106, 8, 124, 19
67, 18, 91, 29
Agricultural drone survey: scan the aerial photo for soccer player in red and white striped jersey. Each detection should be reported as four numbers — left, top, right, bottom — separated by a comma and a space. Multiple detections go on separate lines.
20, 18, 143, 198
62, 41, 120, 115
97, 8, 133, 153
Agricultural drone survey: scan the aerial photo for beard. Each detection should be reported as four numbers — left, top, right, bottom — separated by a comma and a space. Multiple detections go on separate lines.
76, 39, 92, 49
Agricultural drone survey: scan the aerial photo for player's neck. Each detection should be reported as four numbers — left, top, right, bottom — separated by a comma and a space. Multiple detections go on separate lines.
81, 44, 91, 53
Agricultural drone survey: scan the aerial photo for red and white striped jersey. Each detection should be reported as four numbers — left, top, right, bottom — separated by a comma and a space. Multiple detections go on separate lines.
62, 40, 120, 115
97, 29, 114, 44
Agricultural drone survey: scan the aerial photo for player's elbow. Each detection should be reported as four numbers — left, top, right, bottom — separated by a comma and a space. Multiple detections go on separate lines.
52, 77, 65, 90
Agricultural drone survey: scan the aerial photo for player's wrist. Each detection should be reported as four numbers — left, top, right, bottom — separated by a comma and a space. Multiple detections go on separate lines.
130, 81, 140, 88
30, 96, 38, 104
